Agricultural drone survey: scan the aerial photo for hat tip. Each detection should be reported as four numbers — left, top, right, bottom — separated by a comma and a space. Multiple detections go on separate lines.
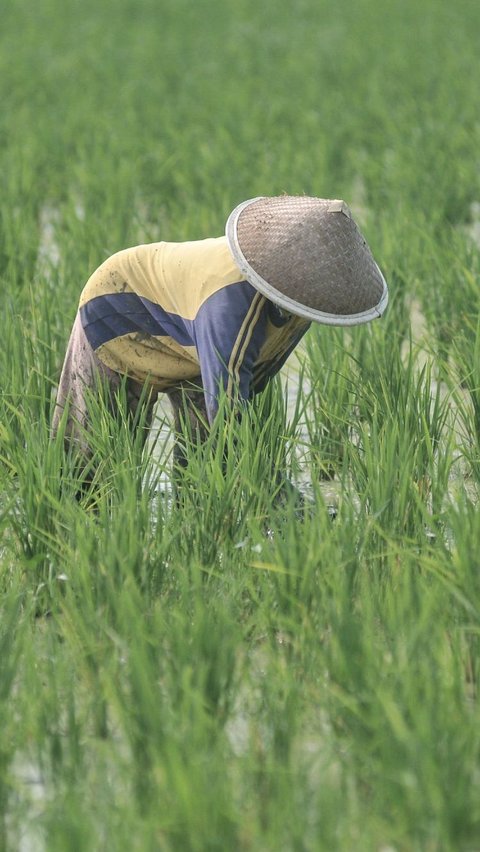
326, 199, 351, 218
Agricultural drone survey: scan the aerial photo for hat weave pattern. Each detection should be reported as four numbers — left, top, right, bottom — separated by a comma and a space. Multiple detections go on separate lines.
226, 196, 388, 325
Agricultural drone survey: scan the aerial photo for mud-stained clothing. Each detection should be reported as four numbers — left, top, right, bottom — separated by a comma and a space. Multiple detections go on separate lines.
51, 313, 157, 454
51, 313, 209, 481
78, 236, 310, 423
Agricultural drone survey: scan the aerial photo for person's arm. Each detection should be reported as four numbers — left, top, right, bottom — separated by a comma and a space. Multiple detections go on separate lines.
192, 281, 268, 424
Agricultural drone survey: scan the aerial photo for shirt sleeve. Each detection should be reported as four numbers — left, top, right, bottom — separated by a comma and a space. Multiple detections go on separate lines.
192, 281, 268, 423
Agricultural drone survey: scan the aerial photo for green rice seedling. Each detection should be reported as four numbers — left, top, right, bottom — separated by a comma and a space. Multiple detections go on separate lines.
170, 380, 306, 569
56, 579, 119, 741
236, 378, 308, 508
295, 262, 414, 485
14, 614, 123, 851
1, 416, 70, 593
238, 670, 308, 843
246, 496, 346, 636
449, 315, 480, 484
444, 494, 480, 654
417, 228, 480, 364
172, 415, 249, 561
162, 598, 242, 727
0, 596, 22, 837
302, 327, 357, 479
55, 414, 174, 605
0, 161, 42, 290
0, 400, 78, 611
308, 537, 480, 848
238, 520, 480, 848
345, 334, 455, 538
74, 586, 243, 846
0, 291, 73, 588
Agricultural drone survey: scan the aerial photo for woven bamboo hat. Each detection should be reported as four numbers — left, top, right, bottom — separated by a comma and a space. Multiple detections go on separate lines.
225, 195, 388, 326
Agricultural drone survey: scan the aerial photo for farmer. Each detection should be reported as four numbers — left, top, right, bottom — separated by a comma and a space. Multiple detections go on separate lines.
52, 195, 388, 479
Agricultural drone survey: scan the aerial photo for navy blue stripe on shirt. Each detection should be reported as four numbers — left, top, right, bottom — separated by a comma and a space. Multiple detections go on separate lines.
80, 293, 195, 350
191, 281, 266, 419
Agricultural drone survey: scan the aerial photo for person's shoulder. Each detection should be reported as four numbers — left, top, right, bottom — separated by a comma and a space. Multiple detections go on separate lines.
178, 236, 248, 306
172, 236, 240, 279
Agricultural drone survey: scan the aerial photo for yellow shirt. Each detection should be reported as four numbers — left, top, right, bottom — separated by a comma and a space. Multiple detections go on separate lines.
79, 236, 309, 421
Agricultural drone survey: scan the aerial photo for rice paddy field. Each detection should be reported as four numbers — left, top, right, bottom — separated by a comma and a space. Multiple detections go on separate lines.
1, 0, 480, 848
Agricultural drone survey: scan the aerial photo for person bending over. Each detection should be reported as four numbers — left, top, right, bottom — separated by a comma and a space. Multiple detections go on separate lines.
51, 195, 388, 486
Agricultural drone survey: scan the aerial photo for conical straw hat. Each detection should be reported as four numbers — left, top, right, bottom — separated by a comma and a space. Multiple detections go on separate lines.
225, 195, 388, 325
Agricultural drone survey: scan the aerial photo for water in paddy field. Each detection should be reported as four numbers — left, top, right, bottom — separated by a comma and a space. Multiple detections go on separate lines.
9, 760, 46, 852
